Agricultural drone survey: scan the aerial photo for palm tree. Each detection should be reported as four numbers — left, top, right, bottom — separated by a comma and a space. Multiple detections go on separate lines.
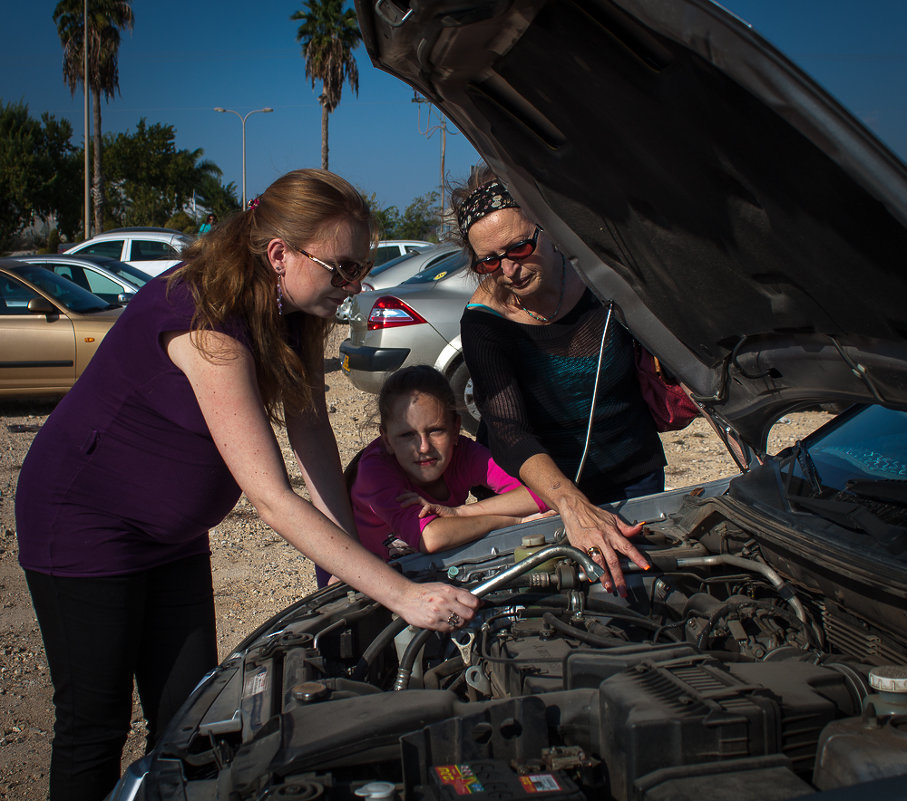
54, 0, 134, 235
292, 0, 362, 170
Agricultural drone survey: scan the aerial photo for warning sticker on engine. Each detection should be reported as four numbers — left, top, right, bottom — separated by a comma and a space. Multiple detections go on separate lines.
434, 765, 486, 795
243, 666, 269, 696
520, 774, 563, 794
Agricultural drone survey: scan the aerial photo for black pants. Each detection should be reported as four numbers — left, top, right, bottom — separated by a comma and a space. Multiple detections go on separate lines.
25, 554, 218, 801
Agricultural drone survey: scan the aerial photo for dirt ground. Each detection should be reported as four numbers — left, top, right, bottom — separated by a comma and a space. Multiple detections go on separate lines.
0, 326, 831, 800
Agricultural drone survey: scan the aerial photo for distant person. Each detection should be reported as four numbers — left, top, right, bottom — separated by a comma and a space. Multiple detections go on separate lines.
198, 213, 216, 234
349, 365, 549, 564
15, 169, 478, 801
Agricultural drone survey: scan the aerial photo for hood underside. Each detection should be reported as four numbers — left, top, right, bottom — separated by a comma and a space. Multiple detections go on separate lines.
356, 0, 907, 450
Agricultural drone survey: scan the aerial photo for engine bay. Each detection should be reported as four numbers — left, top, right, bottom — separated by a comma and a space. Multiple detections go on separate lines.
151, 484, 907, 801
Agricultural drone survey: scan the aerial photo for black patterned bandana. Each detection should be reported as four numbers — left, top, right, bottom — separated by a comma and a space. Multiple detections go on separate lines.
457, 180, 521, 238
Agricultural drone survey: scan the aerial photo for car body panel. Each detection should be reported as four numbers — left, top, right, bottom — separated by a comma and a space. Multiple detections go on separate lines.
0, 260, 123, 397
355, 0, 907, 455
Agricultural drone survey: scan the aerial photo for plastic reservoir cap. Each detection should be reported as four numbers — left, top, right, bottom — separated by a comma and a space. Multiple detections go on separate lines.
521, 534, 545, 547
868, 666, 907, 693
354, 781, 395, 799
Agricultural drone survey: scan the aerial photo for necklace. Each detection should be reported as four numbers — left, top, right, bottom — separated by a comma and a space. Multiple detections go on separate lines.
515, 253, 566, 323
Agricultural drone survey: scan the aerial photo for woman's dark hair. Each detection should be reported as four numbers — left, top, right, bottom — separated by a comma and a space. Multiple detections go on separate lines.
447, 163, 498, 257
171, 168, 376, 425
378, 365, 457, 427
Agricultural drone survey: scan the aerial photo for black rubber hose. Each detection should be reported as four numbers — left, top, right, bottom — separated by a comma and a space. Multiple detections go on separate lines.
349, 616, 409, 682
542, 612, 627, 647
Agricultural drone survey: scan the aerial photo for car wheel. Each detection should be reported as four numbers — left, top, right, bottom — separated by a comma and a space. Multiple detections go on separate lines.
450, 361, 481, 436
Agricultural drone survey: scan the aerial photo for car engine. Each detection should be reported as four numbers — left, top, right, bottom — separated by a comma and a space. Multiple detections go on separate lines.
142, 478, 907, 801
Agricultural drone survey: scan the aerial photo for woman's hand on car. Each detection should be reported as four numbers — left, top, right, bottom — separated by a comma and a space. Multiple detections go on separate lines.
393, 581, 480, 631
557, 495, 649, 596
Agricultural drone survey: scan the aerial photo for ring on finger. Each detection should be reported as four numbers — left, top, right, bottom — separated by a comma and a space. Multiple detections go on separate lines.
447, 613, 461, 627
586, 546, 602, 558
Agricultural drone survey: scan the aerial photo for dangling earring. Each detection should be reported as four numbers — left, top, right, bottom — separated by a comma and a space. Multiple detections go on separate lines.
276, 273, 284, 316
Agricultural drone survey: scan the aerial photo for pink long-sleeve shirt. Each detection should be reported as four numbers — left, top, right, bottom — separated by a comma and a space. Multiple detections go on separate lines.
351, 434, 546, 560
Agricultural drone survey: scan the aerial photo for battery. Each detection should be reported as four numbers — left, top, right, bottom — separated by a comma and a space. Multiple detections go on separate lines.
429, 760, 584, 801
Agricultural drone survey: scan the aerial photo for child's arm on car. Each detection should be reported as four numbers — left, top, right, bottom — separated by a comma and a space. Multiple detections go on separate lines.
397, 489, 554, 553
399, 487, 542, 519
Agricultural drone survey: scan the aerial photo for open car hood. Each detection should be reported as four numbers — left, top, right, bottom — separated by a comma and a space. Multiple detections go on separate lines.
356, 0, 907, 453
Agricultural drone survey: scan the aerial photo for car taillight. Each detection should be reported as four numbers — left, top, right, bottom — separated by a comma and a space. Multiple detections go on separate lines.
367, 296, 428, 330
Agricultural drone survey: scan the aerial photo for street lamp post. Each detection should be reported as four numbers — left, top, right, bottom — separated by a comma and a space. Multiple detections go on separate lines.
213, 107, 274, 209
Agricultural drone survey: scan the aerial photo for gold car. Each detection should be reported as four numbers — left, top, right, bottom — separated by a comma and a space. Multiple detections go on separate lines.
0, 259, 125, 398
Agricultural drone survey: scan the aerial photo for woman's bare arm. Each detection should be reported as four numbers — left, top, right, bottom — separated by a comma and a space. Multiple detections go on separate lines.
165, 330, 478, 629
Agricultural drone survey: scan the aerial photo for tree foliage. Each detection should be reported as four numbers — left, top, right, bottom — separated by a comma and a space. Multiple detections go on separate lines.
102, 119, 235, 227
292, 0, 362, 170
54, 0, 134, 234
366, 191, 441, 242
0, 100, 81, 250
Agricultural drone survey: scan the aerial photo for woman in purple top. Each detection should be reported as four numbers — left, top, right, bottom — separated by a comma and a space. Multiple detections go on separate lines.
351, 365, 548, 561
15, 169, 479, 801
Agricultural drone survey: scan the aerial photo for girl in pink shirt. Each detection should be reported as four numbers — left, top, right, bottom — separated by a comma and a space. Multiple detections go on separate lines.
350, 365, 548, 561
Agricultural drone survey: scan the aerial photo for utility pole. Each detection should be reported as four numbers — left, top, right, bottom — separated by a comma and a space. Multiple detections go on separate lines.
83, 0, 90, 240
412, 93, 454, 237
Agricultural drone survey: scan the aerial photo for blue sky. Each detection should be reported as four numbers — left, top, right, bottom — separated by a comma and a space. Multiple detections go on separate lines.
1, 1, 904, 214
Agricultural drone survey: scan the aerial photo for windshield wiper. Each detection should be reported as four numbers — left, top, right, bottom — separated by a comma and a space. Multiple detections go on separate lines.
789, 495, 907, 555
782, 440, 824, 497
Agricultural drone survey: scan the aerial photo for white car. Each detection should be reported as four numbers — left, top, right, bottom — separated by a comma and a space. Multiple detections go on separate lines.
14, 254, 153, 305
64, 227, 193, 277
373, 239, 433, 266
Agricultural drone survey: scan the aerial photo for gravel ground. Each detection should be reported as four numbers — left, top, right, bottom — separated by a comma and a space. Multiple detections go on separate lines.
0, 326, 831, 800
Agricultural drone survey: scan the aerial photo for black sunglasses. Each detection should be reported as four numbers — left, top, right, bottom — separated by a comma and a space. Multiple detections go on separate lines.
472, 225, 542, 274
297, 248, 374, 288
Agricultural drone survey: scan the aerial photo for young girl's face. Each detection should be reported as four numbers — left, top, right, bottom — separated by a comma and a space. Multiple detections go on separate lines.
380, 391, 461, 487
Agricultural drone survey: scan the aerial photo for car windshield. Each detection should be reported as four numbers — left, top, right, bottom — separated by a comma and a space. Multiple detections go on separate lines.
767, 405, 907, 558
402, 251, 469, 284
792, 405, 907, 487
91, 258, 152, 287
368, 251, 418, 277
10, 264, 112, 313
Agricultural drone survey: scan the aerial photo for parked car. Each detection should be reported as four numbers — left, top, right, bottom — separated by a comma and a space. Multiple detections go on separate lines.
0, 260, 124, 398
340, 250, 481, 433
336, 244, 460, 321
108, 2, 907, 801
14, 254, 152, 305
373, 239, 433, 266
64, 227, 192, 276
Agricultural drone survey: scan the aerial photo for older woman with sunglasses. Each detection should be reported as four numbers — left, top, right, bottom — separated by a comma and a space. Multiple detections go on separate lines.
16, 169, 479, 801
454, 168, 666, 597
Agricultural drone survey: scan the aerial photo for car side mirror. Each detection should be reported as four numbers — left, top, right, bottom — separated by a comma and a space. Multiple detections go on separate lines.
117, 293, 135, 304
27, 297, 57, 314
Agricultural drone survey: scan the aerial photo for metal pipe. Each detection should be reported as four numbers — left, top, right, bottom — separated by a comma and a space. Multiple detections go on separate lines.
674, 554, 812, 632
469, 544, 606, 597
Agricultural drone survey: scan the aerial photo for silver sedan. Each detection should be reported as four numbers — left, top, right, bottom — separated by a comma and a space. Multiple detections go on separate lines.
339, 250, 481, 433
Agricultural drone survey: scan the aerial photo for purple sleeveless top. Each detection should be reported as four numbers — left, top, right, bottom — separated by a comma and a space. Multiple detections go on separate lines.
16, 271, 246, 577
